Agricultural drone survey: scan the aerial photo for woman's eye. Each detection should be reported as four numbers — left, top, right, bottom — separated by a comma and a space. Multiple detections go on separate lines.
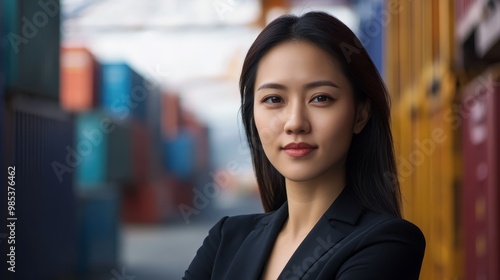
311, 95, 331, 103
263, 96, 283, 103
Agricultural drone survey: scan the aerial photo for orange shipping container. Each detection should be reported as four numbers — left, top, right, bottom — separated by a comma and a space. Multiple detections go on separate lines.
60, 47, 99, 112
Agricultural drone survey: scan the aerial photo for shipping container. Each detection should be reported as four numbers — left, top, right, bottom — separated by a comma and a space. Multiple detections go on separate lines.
385, 1, 462, 279
146, 87, 161, 138
161, 93, 181, 139
162, 128, 196, 180
77, 185, 120, 278
163, 172, 195, 221
75, 111, 132, 188
182, 110, 210, 174
146, 88, 163, 180
60, 46, 100, 112
122, 178, 171, 223
3, 0, 60, 98
2, 94, 77, 280
100, 63, 148, 121
130, 118, 150, 184
461, 65, 500, 280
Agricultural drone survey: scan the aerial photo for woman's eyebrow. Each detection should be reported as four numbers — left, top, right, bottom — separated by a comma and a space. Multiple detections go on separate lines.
304, 80, 339, 90
256, 80, 339, 91
256, 83, 287, 91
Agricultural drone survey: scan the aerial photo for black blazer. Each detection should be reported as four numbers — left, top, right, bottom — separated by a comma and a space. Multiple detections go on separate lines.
184, 187, 425, 279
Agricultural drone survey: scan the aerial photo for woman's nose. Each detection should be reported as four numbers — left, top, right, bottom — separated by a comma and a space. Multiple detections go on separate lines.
283, 102, 311, 135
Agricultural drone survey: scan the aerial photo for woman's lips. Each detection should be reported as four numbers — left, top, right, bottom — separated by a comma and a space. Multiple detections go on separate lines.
282, 142, 317, 157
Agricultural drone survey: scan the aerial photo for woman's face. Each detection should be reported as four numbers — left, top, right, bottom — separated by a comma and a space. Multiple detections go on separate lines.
253, 41, 368, 183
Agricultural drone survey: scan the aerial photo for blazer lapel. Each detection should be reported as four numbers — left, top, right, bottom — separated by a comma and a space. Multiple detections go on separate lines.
278, 186, 365, 279
224, 202, 289, 280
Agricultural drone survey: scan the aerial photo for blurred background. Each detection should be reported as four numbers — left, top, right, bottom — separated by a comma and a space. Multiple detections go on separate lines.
0, 0, 499, 279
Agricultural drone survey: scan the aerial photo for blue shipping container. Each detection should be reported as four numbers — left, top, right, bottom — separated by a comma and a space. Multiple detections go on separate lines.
100, 63, 147, 121
3, 0, 60, 98
2, 94, 77, 280
75, 111, 132, 188
163, 129, 196, 180
77, 186, 120, 277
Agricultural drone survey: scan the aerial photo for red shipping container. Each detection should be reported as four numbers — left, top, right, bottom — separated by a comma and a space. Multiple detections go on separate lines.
161, 93, 181, 140
462, 65, 500, 280
130, 119, 150, 183
122, 180, 171, 224
61, 47, 99, 112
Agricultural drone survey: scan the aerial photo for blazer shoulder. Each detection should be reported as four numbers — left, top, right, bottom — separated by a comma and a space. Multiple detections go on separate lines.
356, 213, 426, 253
333, 217, 426, 280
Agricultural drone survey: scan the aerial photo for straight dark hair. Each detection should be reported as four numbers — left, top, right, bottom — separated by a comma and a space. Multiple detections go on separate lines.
239, 11, 402, 218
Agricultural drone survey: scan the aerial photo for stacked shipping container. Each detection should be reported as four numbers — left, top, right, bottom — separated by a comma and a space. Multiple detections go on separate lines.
61, 47, 100, 112
1, 1, 80, 279
384, 0, 461, 279
385, 0, 500, 278
461, 66, 500, 280
456, 0, 500, 278
1, 6, 211, 275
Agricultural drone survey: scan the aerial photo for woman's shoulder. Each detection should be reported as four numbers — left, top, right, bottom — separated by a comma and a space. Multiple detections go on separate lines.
353, 210, 426, 250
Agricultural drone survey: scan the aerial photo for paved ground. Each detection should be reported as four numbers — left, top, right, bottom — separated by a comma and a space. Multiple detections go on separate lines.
120, 193, 262, 280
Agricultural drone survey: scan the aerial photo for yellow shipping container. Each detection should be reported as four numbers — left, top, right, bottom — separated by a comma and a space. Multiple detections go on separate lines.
385, 0, 462, 279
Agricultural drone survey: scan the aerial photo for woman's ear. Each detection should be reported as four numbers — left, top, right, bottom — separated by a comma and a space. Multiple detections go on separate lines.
353, 100, 370, 134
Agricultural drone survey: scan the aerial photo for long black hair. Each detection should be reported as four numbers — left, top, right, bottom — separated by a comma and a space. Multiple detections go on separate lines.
240, 11, 402, 218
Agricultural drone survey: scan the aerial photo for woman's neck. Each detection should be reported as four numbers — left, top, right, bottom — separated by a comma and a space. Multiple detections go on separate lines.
283, 170, 346, 240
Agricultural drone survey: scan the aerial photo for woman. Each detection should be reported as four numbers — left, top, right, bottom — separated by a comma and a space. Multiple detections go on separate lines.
184, 11, 425, 280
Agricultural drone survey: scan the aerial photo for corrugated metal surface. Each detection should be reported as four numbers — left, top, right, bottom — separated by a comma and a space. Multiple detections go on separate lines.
462, 65, 500, 280
3, 0, 60, 98
385, 1, 462, 279
77, 185, 120, 278
2, 94, 77, 279
61, 47, 100, 112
